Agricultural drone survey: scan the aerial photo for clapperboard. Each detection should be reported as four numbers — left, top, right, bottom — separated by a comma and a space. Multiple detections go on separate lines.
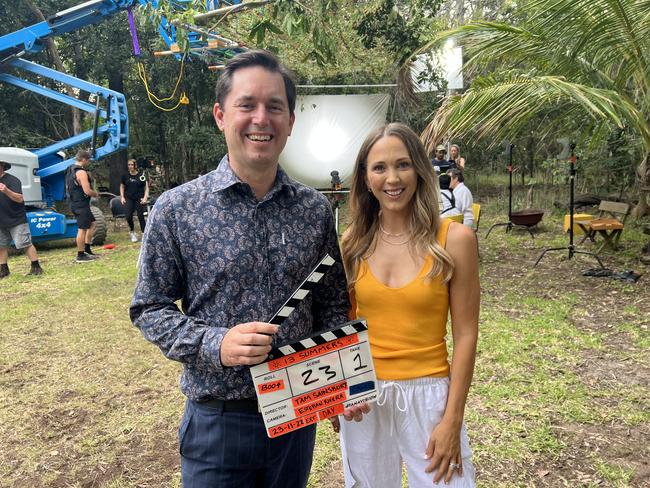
250, 255, 377, 438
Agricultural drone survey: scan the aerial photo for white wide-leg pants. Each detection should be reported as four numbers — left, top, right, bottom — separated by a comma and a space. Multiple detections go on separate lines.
339, 377, 475, 488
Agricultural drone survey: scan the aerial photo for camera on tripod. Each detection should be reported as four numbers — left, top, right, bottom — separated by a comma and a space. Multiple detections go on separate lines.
330, 170, 341, 191
136, 156, 155, 170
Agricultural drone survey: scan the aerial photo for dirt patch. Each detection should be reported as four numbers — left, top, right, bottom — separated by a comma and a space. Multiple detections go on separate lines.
37, 407, 90, 438
577, 351, 650, 388
548, 422, 650, 487
32, 432, 180, 488
479, 234, 649, 486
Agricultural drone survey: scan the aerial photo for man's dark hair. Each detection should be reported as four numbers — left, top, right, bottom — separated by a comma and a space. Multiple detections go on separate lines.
439, 174, 451, 190
215, 50, 297, 115
76, 150, 92, 161
448, 168, 464, 182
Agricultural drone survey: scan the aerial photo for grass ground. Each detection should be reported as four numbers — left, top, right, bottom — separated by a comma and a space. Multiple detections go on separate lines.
1, 191, 648, 487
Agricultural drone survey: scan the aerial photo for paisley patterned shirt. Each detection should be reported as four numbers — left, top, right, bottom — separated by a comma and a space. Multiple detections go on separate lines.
130, 156, 350, 401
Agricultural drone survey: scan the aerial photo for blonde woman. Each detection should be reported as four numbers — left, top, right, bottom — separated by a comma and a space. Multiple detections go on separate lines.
338, 123, 479, 487
449, 144, 466, 170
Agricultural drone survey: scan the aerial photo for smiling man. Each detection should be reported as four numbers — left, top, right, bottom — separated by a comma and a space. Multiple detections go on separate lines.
130, 50, 350, 488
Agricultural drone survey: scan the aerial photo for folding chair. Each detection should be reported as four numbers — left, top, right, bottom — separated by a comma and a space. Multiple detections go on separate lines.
472, 203, 481, 233
578, 201, 630, 253
445, 214, 464, 223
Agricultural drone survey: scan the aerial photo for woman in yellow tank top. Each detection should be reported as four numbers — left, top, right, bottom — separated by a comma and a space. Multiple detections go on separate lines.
336, 123, 479, 487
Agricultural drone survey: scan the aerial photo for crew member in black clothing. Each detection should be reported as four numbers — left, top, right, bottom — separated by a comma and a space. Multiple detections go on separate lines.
120, 159, 149, 242
0, 161, 43, 277
66, 150, 99, 262
432, 144, 454, 173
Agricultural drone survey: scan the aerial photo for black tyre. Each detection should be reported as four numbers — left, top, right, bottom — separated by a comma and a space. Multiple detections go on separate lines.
90, 206, 108, 245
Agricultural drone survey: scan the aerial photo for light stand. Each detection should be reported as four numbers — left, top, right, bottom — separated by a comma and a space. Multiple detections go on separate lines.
321, 170, 350, 236
534, 143, 604, 268
330, 170, 342, 233
486, 143, 535, 240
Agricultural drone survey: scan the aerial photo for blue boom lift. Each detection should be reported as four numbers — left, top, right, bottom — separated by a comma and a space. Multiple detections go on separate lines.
0, 0, 244, 244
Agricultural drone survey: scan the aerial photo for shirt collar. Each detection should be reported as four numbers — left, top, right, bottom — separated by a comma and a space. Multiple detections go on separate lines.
209, 155, 297, 198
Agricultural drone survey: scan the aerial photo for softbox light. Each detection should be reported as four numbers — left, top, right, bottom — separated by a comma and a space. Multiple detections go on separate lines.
280, 94, 390, 188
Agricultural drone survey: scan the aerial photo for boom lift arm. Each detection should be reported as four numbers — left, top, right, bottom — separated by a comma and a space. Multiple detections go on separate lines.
0, 0, 245, 205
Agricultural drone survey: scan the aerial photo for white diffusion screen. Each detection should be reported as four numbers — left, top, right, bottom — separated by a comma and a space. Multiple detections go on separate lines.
279, 94, 390, 188
411, 38, 464, 92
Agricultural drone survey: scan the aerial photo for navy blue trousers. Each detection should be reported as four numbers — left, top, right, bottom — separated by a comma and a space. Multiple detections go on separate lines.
180, 399, 317, 488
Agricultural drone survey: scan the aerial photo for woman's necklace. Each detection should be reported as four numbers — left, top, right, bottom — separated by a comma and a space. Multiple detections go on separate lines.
378, 222, 406, 237
380, 233, 411, 246
378, 212, 411, 245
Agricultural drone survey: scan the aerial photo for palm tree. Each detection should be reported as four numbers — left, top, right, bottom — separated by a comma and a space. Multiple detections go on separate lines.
417, 0, 650, 217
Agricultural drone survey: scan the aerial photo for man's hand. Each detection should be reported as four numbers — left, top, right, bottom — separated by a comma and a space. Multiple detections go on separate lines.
342, 402, 371, 422
0, 183, 6, 193
140, 197, 148, 205
120, 196, 126, 205
220, 322, 278, 367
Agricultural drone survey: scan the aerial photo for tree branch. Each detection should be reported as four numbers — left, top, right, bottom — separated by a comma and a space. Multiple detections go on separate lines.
23, 0, 81, 135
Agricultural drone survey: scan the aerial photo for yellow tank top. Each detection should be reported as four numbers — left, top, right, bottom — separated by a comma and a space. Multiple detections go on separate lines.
354, 219, 451, 380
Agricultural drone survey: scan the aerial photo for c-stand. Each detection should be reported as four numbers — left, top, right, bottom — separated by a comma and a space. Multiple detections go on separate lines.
534, 143, 604, 268
486, 143, 535, 240
321, 170, 349, 236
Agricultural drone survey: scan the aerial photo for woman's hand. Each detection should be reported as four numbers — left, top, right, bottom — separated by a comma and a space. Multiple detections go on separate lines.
329, 415, 341, 433
424, 418, 463, 483
342, 402, 371, 422
329, 402, 371, 434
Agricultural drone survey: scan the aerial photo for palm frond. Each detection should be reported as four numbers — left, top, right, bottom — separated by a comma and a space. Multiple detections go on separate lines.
421, 74, 650, 153
415, 1, 650, 105
526, 0, 650, 93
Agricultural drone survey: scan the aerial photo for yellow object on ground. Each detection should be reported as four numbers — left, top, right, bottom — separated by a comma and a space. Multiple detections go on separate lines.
563, 213, 593, 234
472, 203, 481, 232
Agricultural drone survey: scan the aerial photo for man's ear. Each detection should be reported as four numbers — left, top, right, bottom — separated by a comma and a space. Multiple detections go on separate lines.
287, 112, 295, 136
213, 103, 225, 131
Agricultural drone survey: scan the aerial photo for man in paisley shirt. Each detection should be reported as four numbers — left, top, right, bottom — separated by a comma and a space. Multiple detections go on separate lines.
130, 50, 350, 487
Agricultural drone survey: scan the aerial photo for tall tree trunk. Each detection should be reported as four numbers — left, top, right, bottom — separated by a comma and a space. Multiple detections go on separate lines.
632, 154, 649, 218
186, 101, 193, 177
158, 120, 170, 189
180, 140, 189, 182
72, 33, 88, 84
455, 0, 466, 24
24, 0, 81, 135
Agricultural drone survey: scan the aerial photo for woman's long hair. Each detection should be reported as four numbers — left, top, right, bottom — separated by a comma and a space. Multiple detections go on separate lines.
341, 123, 454, 289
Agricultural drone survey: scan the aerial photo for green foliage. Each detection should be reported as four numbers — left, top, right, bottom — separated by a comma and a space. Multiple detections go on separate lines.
419, 0, 650, 209
268, 0, 339, 65
0, 0, 355, 188
0, 0, 441, 189
356, 0, 443, 64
